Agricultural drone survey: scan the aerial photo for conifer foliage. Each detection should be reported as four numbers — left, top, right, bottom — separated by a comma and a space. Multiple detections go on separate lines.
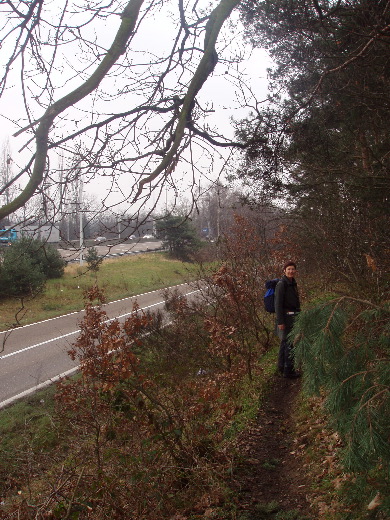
293, 297, 390, 479
0, 236, 66, 298
237, 0, 390, 286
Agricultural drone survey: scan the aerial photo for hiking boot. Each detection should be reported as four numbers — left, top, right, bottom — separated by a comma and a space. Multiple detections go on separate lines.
283, 370, 301, 379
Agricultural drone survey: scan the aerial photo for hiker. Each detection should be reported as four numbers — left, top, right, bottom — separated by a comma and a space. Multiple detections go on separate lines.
275, 261, 301, 378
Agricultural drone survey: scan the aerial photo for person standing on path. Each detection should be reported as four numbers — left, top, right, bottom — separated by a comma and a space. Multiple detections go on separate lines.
275, 261, 301, 378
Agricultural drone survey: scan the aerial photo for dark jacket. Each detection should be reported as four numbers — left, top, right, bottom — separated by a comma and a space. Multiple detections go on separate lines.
274, 275, 300, 327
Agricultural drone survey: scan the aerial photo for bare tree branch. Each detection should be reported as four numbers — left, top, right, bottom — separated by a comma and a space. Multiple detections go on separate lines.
0, 0, 144, 220
0, 0, 255, 227
132, 0, 241, 200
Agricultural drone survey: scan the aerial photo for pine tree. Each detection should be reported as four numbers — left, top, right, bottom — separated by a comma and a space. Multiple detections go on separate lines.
292, 297, 390, 474
237, 0, 390, 286
155, 215, 201, 261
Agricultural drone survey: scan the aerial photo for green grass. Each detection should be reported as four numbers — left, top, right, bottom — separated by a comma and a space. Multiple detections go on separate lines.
237, 502, 311, 520
223, 346, 280, 441
261, 457, 281, 470
0, 252, 202, 330
0, 385, 62, 498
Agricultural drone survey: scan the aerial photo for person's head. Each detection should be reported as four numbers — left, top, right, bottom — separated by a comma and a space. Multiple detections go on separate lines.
283, 261, 297, 279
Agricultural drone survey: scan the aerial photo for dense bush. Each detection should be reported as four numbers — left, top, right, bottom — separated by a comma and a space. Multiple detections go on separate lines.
0, 236, 66, 298
0, 250, 46, 298
32, 239, 66, 279
49, 284, 267, 519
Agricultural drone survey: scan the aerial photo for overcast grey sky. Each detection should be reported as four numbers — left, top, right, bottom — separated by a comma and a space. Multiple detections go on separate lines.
0, 1, 271, 214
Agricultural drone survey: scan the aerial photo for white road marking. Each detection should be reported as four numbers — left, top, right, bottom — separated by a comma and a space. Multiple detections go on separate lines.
0, 331, 78, 360
0, 366, 79, 410
0, 287, 200, 409
0, 283, 188, 333
0, 287, 200, 360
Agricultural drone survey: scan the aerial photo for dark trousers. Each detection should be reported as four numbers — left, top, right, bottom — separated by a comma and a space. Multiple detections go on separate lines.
277, 314, 296, 375
278, 339, 295, 374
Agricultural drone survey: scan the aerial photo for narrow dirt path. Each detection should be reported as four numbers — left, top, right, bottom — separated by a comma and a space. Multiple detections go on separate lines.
232, 375, 315, 519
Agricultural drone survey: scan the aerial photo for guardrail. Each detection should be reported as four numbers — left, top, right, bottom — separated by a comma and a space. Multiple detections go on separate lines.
61, 245, 165, 263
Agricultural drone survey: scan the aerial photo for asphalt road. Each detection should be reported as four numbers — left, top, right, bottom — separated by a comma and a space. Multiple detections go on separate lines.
0, 282, 200, 409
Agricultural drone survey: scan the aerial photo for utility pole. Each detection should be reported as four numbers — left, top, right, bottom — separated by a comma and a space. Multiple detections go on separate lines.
5, 155, 11, 206
79, 179, 84, 265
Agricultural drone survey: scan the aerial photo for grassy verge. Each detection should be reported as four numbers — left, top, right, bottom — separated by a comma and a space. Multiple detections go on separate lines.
0, 385, 62, 501
0, 252, 200, 330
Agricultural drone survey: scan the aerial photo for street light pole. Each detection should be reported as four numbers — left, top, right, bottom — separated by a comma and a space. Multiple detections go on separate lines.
79, 180, 84, 265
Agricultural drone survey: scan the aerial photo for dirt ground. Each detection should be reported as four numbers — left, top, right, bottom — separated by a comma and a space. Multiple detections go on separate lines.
232, 375, 315, 519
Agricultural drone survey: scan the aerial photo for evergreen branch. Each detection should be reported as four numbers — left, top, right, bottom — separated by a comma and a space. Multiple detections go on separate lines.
341, 370, 370, 386
323, 296, 385, 335
340, 297, 384, 310
324, 297, 346, 333
357, 388, 388, 414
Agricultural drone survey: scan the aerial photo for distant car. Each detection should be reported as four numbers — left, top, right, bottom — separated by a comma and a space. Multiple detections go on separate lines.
143, 234, 154, 239
129, 235, 137, 240
94, 236, 106, 242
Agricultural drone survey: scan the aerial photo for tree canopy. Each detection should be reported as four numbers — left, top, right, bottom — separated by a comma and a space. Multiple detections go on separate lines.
236, 0, 390, 289
0, 236, 66, 298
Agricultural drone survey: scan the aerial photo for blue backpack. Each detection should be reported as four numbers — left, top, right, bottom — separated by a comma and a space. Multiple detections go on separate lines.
264, 278, 280, 313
